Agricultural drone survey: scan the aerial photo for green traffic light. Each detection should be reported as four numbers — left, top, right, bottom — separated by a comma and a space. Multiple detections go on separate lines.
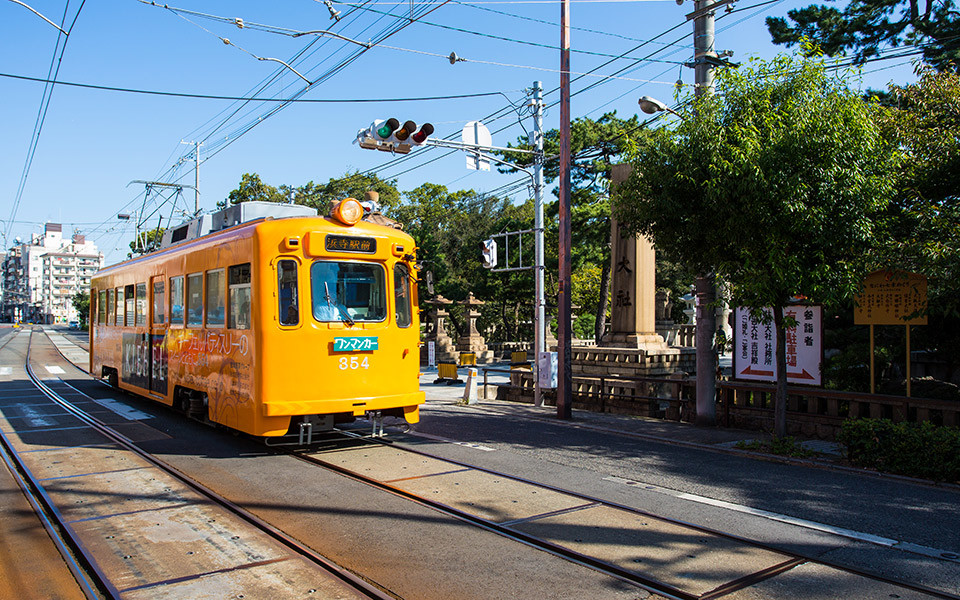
376, 118, 400, 139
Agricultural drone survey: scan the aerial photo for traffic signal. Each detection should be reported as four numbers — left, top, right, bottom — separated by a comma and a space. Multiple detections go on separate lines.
355, 119, 433, 154
481, 238, 497, 269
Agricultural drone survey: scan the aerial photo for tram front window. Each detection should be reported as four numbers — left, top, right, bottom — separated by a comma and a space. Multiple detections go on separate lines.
311, 262, 385, 323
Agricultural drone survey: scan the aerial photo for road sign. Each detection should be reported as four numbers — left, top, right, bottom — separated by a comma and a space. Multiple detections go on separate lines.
462, 121, 492, 171
734, 306, 822, 386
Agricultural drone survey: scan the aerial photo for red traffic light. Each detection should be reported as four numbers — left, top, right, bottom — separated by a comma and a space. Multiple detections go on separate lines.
412, 123, 434, 144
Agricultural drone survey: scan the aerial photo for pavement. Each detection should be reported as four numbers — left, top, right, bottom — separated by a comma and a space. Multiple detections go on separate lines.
417, 362, 847, 462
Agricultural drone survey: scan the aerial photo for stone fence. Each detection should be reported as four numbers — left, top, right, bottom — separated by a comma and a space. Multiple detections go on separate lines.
496, 370, 960, 440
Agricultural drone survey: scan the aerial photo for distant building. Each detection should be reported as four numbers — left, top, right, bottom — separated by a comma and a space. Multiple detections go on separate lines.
0, 223, 103, 324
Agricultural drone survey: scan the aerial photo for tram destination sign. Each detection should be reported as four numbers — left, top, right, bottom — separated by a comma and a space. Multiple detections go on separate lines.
326, 234, 377, 254
333, 336, 379, 352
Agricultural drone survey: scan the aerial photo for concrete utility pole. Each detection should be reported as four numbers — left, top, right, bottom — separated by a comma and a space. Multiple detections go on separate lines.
557, 0, 573, 420
691, 0, 718, 426
530, 81, 546, 408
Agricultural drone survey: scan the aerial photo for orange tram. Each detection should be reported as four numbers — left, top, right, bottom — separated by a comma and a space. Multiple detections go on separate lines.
89, 199, 424, 441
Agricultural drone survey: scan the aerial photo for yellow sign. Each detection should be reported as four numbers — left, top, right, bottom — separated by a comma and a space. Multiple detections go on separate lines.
854, 270, 927, 325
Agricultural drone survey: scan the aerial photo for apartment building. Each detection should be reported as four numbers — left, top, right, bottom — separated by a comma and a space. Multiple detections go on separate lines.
1, 223, 103, 324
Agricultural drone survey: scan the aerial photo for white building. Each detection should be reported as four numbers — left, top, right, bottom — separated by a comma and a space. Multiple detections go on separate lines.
1, 223, 103, 324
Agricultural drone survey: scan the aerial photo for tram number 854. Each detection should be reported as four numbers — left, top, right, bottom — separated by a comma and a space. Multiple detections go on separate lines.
339, 356, 370, 370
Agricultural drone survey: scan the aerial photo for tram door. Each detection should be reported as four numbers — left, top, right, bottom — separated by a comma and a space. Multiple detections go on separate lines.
150, 277, 168, 395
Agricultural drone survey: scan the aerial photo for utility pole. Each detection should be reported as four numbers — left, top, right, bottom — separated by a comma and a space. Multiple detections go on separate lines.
691, 0, 718, 426
557, 0, 573, 420
530, 81, 546, 408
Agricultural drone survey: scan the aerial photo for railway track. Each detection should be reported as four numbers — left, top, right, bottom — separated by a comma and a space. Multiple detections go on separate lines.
290, 432, 960, 600
0, 328, 394, 600
5, 326, 959, 599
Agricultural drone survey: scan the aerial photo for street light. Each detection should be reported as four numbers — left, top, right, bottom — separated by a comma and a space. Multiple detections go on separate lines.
638, 93, 718, 427
638, 96, 681, 118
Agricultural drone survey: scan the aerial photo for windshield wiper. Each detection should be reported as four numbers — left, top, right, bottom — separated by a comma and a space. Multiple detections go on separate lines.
324, 282, 355, 326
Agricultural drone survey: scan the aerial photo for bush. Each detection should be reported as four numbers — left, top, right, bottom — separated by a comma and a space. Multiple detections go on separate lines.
838, 418, 960, 482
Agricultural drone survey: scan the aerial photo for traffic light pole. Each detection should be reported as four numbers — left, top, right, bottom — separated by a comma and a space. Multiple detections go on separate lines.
530, 81, 546, 408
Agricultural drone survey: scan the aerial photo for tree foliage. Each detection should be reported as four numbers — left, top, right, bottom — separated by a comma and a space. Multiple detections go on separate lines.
72, 291, 90, 328
615, 53, 899, 436
766, 0, 960, 71
876, 68, 960, 377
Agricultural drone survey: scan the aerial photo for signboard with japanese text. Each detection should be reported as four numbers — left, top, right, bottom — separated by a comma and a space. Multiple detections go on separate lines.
734, 305, 822, 386
854, 270, 927, 326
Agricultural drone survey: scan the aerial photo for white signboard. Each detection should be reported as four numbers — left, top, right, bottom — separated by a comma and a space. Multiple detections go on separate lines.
733, 305, 822, 386
462, 120, 492, 171
427, 341, 436, 367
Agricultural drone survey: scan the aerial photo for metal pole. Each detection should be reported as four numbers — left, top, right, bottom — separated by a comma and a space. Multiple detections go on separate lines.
530, 81, 546, 408
194, 141, 201, 215
693, 0, 718, 426
557, 0, 573, 420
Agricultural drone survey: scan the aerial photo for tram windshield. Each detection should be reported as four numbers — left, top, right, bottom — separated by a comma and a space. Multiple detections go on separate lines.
311, 261, 386, 323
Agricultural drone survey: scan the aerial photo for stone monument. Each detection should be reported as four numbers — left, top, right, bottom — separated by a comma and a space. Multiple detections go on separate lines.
422, 295, 458, 364
456, 293, 495, 363
574, 163, 694, 377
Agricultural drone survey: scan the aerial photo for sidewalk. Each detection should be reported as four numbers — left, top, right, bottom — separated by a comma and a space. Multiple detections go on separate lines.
418, 361, 846, 461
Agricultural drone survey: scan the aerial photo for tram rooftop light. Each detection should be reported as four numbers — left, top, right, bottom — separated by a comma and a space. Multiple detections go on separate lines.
331, 198, 363, 226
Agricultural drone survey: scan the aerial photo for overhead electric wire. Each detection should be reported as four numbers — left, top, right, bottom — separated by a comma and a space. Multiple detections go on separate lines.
5, 1, 86, 247
0, 72, 513, 102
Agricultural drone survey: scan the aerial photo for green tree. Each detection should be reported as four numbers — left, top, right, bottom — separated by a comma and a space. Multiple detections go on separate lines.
615, 53, 898, 437
295, 171, 401, 214
72, 291, 90, 329
128, 227, 165, 256
876, 68, 960, 381
388, 183, 528, 341
766, 0, 960, 71
223, 172, 286, 206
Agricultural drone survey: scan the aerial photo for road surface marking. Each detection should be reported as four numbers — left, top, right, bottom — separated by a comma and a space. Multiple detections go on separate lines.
603, 475, 960, 563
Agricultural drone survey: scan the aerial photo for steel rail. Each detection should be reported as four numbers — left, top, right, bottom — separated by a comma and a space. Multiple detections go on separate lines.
0, 418, 111, 599
293, 438, 698, 600
21, 331, 397, 600
300, 429, 960, 600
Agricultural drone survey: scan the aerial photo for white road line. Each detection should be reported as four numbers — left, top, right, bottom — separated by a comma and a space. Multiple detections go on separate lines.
603, 475, 960, 563
44, 365, 66, 374
410, 431, 496, 451
91, 398, 152, 421
14, 403, 55, 427
0, 367, 11, 375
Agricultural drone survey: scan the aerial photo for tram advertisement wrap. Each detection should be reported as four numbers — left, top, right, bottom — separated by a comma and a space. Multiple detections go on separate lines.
122, 333, 150, 389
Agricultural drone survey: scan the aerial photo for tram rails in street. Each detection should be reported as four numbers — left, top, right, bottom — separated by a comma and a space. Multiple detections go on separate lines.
290, 432, 960, 600
0, 328, 394, 600
8, 326, 959, 599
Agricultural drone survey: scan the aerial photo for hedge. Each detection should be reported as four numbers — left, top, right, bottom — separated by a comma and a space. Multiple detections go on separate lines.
838, 418, 960, 483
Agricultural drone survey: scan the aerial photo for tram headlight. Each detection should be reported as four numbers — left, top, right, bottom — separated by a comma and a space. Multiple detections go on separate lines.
332, 198, 364, 225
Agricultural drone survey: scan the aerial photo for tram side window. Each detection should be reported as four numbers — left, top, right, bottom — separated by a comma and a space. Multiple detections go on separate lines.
206, 269, 225, 327
278, 260, 299, 326
152, 278, 165, 324
186, 273, 203, 327
107, 289, 115, 326
98, 290, 107, 324
394, 264, 412, 328
135, 283, 147, 326
170, 276, 184, 325
125, 285, 136, 327
115, 287, 124, 326
229, 263, 251, 330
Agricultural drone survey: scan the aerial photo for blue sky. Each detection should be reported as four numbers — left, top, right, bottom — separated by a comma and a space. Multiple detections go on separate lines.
1, 0, 917, 265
